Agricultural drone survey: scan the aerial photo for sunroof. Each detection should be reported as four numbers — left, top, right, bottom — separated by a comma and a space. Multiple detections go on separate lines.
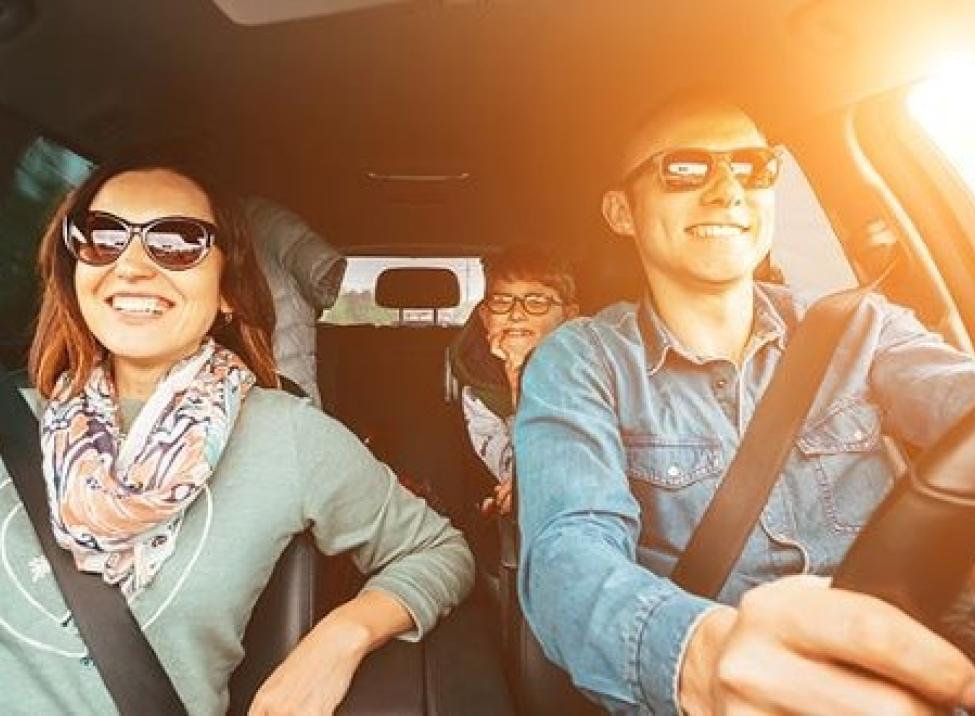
211, 0, 410, 25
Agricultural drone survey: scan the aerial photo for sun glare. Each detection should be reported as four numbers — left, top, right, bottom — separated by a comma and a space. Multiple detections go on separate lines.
907, 55, 975, 193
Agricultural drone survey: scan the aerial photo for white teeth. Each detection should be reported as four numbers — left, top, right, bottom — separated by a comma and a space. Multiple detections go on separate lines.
689, 224, 746, 238
111, 296, 167, 315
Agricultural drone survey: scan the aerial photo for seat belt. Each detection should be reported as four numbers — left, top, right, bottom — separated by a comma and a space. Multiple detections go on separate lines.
0, 372, 187, 716
665, 282, 874, 599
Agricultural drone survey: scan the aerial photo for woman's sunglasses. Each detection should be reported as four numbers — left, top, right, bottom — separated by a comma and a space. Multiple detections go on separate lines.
63, 210, 217, 271
624, 146, 782, 192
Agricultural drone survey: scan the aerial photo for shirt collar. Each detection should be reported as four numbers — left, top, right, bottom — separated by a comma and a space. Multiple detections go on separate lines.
637, 283, 788, 376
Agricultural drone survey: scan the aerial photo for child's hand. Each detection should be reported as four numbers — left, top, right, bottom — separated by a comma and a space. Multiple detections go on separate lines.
479, 478, 514, 517
489, 332, 532, 408
493, 478, 514, 515
488, 331, 532, 373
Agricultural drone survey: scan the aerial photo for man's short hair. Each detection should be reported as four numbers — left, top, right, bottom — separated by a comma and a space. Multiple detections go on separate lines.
616, 88, 768, 180
482, 245, 577, 306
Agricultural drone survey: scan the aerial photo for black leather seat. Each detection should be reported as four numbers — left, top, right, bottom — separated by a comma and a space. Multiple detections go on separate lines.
498, 515, 605, 716
227, 533, 317, 714
317, 266, 475, 523
228, 376, 318, 714
225, 535, 508, 716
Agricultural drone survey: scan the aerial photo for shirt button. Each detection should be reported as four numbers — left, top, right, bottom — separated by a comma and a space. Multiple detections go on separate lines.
667, 465, 681, 478
715, 378, 728, 389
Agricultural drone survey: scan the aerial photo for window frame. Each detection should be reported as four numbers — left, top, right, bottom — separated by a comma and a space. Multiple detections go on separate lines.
855, 87, 975, 353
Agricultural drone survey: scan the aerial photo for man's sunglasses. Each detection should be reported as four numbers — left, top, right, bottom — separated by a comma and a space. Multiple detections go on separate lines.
624, 146, 782, 192
63, 210, 217, 271
483, 292, 563, 316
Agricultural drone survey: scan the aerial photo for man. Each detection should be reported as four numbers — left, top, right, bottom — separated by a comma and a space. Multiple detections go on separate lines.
244, 197, 346, 406
514, 93, 975, 714
451, 246, 578, 517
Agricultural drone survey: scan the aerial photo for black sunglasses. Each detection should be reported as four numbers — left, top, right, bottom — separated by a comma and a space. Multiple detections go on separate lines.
624, 146, 782, 192
483, 292, 563, 316
63, 210, 217, 271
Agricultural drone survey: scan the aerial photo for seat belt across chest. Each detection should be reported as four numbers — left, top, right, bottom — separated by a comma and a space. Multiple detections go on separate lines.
0, 371, 187, 716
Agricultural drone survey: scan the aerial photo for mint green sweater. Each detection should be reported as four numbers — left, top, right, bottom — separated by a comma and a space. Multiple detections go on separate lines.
0, 388, 473, 715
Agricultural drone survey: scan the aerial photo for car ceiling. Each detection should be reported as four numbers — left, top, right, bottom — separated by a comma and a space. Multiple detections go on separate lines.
1, 0, 973, 252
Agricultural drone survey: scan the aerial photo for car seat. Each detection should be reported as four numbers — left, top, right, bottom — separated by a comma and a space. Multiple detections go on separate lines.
448, 312, 604, 714
498, 509, 606, 716
228, 533, 316, 713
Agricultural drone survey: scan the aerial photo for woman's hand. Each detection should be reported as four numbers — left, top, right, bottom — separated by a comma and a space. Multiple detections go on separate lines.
248, 615, 365, 715
248, 590, 413, 715
678, 575, 975, 715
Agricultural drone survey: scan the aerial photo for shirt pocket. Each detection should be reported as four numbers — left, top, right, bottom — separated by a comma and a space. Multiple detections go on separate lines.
622, 433, 725, 552
623, 433, 724, 487
797, 396, 894, 533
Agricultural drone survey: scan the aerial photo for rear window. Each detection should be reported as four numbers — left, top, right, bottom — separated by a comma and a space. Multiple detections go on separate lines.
322, 256, 485, 327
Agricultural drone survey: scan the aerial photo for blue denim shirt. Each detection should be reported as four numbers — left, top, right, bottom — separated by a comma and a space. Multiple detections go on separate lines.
514, 283, 975, 714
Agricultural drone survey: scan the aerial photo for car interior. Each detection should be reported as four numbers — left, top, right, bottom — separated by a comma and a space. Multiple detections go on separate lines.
2, 0, 975, 713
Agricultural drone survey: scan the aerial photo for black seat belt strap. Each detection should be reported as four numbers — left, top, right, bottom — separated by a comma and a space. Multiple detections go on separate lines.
664, 284, 873, 599
0, 372, 187, 716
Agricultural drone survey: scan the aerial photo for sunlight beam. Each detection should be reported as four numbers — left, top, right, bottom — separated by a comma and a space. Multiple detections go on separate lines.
907, 54, 975, 193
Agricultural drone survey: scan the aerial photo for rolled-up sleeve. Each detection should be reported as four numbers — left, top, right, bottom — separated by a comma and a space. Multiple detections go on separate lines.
867, 296, 975, 448
293, 399, 474, 640
515, 323, 713, 714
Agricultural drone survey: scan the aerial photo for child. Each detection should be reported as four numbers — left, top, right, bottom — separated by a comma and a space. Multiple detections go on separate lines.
451, 246, 578, 516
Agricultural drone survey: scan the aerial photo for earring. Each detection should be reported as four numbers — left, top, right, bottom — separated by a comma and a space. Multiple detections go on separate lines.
222, 311, 234, 326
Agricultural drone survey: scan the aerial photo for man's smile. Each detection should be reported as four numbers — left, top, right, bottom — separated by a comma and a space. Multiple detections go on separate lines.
685, 222, 751, 239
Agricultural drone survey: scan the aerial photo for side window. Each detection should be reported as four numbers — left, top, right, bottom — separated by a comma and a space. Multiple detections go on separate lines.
0, 137, 94, 366
908, 72, 975, 193
770, 148, 857, 296
322, 256, 485, 326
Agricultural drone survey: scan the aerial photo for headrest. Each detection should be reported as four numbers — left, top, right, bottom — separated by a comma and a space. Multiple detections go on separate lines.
375, 267, 460, 309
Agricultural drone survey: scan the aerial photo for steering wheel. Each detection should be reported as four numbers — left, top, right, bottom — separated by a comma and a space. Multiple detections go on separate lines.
832, 405, 975, 629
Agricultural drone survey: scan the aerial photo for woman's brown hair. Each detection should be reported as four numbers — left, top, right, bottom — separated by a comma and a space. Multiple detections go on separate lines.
29, 157, 279, 397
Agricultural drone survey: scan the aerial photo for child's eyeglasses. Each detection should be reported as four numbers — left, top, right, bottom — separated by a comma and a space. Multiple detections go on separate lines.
483, 293, 564, 316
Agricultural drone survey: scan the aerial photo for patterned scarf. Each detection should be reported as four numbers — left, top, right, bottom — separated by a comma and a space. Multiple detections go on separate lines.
40, 339, 255, 597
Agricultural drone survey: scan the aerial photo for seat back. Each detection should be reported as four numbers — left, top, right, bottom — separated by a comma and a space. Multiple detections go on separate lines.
227, 533, 316, 714
498, 515, 604, 715
318, 323, 474, 519
317, 266, 477, 523
228, 378, 317, 713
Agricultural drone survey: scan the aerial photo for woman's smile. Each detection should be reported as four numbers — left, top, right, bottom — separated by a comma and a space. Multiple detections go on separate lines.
74, 168, 228, 391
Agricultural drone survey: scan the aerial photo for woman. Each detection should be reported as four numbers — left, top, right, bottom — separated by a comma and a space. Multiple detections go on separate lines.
2, 159, 473, 714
